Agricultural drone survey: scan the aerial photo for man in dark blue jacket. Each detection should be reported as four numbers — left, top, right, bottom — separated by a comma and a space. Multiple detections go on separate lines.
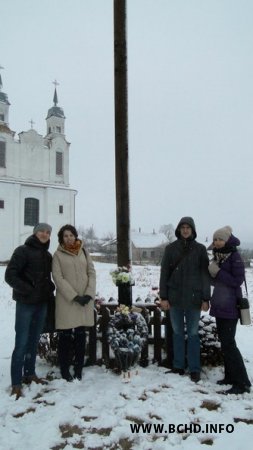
159, 217, 210, 382
5, 223, 54, 399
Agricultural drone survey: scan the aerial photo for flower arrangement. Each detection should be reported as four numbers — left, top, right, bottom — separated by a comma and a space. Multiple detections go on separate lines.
117, 304, 131, 315
107, 304, 149, 377
110, 266, 135, 285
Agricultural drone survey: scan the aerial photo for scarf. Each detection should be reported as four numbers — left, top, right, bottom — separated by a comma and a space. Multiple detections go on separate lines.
62, 239, 82, 255
213, 244, 236, 265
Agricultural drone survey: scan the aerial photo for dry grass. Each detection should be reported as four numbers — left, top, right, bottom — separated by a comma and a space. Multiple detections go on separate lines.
149, 413, 162, 420
234, 417, 253, 425
13, 407, 36, 418
200, 400, 221, 411
200, 438, 214, 445
59, 423, 83, 438
125, 415, 144, 425
81, 415, 98, 422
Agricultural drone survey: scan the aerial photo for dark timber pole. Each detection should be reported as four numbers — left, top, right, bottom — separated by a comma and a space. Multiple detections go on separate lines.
114, 0, 132, 305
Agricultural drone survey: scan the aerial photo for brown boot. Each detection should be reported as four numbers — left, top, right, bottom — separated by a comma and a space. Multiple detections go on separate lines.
23, 375, 48, 385
11, 385, 23, 400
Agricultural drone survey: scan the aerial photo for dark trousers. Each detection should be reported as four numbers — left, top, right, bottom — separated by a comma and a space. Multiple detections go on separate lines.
165, 310, 173, 367
11, 302, 47, 386
58, 327, 86, 373
216, 318, 251, 387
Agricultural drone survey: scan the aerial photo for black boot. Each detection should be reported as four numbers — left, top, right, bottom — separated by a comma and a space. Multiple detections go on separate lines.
58, 329, 73, 382
61, 369, 74, 382
73, 366, 83, 380
216, 378, 233, 386
73, 327, 86, 380
222, 384, 251, 395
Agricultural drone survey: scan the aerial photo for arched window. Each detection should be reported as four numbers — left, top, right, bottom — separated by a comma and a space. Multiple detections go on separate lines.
56, 152, 63, 175
0, 141, 6, 168
24, 198, 39, 226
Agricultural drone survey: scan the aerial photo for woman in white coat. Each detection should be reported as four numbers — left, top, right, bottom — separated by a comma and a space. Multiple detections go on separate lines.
52, 225, 96, 381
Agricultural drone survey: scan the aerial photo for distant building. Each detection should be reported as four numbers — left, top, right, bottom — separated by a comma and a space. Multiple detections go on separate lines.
131, 230, 168, 264
0, 75, 76, 260
101, 230, 169, 264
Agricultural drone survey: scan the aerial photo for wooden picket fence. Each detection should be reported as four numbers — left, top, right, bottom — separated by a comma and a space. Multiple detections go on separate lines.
86, 303, 169, 368
40, 304, 222, 368
85, 304, 222, 368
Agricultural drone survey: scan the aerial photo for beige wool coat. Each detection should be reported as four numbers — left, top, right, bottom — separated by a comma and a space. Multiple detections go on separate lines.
52, 243, 96, 329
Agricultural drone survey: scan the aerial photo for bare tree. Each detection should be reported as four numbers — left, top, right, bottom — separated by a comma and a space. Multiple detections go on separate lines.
102, 231, 115, 242
159, 224, 175, 243
85, 226, 97, 241
77, 226, 86, 240
77, 225, 98, 252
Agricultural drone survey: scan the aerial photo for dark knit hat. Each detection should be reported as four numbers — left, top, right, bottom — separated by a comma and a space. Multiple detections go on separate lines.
213, 226, 232, 243
33, 223, 52, 234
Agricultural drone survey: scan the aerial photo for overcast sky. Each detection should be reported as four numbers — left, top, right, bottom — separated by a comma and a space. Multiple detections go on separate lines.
1, 0, 253, 244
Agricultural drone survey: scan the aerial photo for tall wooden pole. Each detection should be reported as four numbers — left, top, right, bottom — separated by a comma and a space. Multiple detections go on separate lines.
114, 0, 132, 305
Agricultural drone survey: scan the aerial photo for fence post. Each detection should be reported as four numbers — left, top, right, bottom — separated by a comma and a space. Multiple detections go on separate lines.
139, 307, 149, 367
153, 307, 162, 364
87, 309, 97, 365
100, 306, 111, 367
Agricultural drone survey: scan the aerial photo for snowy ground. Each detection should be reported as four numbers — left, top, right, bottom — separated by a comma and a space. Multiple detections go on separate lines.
0, 262, 253, 450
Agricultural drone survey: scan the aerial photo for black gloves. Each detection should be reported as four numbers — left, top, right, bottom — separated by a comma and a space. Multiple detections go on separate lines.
73, 295, 92, 306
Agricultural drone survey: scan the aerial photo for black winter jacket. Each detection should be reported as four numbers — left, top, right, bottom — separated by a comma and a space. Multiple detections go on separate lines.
5, 235, 55, 304
159, 218, 210, 309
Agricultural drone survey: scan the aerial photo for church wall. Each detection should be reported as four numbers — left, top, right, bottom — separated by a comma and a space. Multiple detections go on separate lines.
0, 182, 19, 260
48, 136, 69, 185
43, 187, 76, 254
0, 83, 76, 261
0, 181, 76, 260
1, 132, 69, 186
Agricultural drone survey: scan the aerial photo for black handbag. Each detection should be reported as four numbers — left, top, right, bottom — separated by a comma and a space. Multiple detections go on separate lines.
237, 279, 251, 325
43, 295, 56, 333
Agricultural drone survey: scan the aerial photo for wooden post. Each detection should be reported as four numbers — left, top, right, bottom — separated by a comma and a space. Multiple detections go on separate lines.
114, 0, 132, 306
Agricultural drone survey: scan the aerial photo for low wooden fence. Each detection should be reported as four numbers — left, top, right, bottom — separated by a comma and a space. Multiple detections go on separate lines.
85, 304, 221, 368
41, 304, 221, 367
86, 303, 169, 368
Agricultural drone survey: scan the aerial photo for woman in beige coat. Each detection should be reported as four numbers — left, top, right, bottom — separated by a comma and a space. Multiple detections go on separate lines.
52, 224, 96, 381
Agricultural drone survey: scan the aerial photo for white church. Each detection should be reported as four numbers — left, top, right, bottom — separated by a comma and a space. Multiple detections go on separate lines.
0, 75, 76, 261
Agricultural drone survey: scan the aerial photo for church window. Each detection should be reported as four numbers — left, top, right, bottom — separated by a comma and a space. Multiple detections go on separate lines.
0, 200, 4, 209
59, 205, 63, 214
0, 141, 6, 168
56, 126, 61, 133
142, 251, 147, 258
56, 152, 63, 175
24, 198, 39, 226
48, 127, 51, 134
0, 114, 4, 121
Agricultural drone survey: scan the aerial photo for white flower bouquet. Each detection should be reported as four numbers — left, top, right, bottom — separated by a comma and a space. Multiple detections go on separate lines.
110, 266, 135, 286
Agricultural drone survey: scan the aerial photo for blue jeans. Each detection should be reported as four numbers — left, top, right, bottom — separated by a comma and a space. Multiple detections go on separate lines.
170, 307, 201, 373
11, 302, 47, 386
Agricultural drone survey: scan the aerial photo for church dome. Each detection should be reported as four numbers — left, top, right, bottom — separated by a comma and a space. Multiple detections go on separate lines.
46, 105, 65, 119
0, 91, 10, 105
46, 85, 65, 119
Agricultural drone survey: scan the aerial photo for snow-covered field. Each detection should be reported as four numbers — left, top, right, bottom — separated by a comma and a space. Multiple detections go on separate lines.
0, 262, 253, 450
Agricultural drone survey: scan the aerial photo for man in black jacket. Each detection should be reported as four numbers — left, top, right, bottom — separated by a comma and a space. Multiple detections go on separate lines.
159, 217, 210, 382
5, 223, 55, 399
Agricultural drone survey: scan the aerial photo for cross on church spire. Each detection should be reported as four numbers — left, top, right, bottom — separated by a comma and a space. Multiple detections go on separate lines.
29, 119, 35, 129
52, 79, 59, 106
